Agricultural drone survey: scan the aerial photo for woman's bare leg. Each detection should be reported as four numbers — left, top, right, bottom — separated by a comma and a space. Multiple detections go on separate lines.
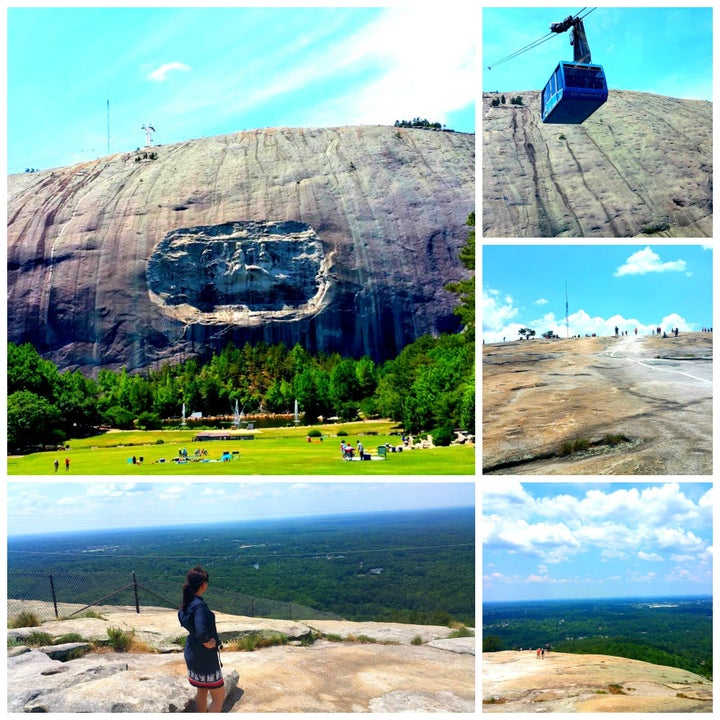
209, 686, 225, 712
196, 687, 209, 712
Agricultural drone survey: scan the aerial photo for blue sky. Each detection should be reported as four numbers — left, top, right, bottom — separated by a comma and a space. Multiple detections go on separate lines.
5, 481, 475, 537
482, 244, 712, 342
483, 6, 713, 100
483, 482, 713, 602
6, 4, 475, 174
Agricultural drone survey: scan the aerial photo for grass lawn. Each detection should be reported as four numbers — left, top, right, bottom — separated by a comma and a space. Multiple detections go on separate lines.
7, 421, 475, 476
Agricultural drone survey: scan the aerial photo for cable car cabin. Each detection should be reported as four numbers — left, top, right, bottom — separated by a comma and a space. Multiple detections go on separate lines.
541, 61, 608, 124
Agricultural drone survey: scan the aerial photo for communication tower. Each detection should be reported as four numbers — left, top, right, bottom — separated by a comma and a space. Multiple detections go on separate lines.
141, 123, 156, 147
565, 281, 569, 338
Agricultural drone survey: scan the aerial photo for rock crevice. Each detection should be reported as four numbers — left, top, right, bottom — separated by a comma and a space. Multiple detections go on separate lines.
483, 90, 712, 237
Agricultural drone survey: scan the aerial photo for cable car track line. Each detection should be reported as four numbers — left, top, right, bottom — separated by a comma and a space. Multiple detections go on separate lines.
486, 7, 597, 69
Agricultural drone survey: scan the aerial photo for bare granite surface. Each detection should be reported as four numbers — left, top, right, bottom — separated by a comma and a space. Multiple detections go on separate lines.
483, 650, 712, 712
483, 332, 712, 475
483, 90, 712, 237
7, 602, 475, 712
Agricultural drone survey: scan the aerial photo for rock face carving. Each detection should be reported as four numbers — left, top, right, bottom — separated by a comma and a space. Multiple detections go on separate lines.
7, 125, 474, 373
147, 221, 330, 324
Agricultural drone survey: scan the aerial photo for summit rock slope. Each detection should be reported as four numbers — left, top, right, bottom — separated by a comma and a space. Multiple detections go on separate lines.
483, 332, 712, 475
483, 650, 711, 713
8, 125, 474, 373
483, 90, 712, 237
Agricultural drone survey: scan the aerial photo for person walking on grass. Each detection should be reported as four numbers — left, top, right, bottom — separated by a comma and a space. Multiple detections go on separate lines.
178, 566, 225, 712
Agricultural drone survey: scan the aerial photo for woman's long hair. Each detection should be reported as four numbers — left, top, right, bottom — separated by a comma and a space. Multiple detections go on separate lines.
181, 565, 209, 610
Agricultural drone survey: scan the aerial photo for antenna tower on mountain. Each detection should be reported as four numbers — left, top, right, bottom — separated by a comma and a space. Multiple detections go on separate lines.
565, 281, 569, 338
106, 97, 110, 155
141, 123, 156, 147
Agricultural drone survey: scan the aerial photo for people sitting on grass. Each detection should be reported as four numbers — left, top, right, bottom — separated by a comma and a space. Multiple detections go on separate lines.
342, 443, 355, 460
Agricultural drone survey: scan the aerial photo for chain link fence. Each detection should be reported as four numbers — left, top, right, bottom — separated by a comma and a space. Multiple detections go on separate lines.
7, 570, 343, 624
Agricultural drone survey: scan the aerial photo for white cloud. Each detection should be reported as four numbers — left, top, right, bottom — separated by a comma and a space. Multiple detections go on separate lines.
653, 527, 705, 553
484, 517, 581, 564
484, 483, 712, 573
175, 6, 475, 134
614, 247, 687, 276
482, 481, 533, 515
638, 551, 664, 562
319, 6, 475, 128
627, 570, 656, 583
482, 287, 519, 332
483, 305, 695, 343
535, 298, 548, 305
147, 62, 191, 82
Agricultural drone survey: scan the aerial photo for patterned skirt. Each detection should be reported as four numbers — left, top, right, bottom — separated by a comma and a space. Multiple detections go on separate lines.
185, 642, 224, 688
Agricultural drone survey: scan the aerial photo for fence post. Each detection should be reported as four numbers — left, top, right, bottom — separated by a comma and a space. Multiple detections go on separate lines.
49, 573, 59, 619
132, 571, 140, 613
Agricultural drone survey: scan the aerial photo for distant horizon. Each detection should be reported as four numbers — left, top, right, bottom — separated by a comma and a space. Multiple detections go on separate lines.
483, 593, 712, 605
6, 484, 475, 537
7, 503, 475, 540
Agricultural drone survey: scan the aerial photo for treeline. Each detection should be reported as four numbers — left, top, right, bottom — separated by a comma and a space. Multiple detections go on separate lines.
8, 214, 474, 452
8, 335, 473, 450
553, 637, 712, 680
483, 598, 712, 680
394, 117, 443, 130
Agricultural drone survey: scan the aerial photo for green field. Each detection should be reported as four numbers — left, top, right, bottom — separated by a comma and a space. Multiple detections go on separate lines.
7, 421, 475, 475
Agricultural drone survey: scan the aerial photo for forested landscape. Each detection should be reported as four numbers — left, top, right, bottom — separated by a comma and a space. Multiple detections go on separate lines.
483, 597, 712, 679
8, 507, 475, 627
7, 215, 474, 453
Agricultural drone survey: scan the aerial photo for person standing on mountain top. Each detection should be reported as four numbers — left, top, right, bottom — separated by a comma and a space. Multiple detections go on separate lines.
178, 566, 224, 712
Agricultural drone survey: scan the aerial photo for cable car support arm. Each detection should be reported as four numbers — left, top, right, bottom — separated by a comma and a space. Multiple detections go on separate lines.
550, 15, 592, 64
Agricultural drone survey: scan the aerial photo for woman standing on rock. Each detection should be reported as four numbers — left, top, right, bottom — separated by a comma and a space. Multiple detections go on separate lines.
179, 566, 225, 712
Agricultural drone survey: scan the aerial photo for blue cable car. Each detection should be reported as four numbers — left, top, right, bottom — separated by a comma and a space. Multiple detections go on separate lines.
540, 15, 608, 124
541, 61, 608, 123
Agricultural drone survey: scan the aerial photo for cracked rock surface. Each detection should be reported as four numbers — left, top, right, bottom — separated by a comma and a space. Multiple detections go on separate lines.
483, 90, 712, 237
7, 603, 475, 713
483, 333, 712, 475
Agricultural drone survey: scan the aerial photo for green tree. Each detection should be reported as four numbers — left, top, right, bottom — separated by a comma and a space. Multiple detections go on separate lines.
7, 342, 59, 397
330, 358, 361, 420
483, 635, 503, 652
101, 405, 135, 430
7, 390, 62, 449
354, 356, 377, 399
263, 378, 286, 413
445, 212, 475, 339
54, 370, 99, 431
518, 327, 536, 340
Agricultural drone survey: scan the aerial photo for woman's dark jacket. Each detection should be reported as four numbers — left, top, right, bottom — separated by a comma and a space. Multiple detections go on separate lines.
178, 596, 221, 651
